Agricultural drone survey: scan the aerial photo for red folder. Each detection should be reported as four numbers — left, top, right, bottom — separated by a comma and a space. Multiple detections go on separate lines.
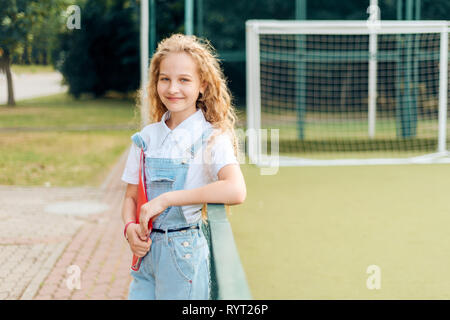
131, 148, 153, 271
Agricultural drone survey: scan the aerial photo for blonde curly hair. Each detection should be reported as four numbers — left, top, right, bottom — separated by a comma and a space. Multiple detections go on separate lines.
146, 33, 239, 220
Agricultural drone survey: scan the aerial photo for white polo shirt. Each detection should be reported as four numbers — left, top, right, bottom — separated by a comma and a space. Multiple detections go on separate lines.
121, 108, 239, 223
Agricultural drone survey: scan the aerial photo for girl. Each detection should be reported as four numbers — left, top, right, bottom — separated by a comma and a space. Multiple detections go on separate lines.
120, 33, 246, 300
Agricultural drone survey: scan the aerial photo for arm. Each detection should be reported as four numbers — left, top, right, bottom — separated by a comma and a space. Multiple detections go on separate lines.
138, 163, 246, 236
166, 163, 246, 206
121, 184, 138, 225
121, 183, 151, 257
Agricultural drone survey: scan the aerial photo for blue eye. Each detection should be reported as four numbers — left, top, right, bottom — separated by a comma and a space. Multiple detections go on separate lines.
181, 78, 189, 82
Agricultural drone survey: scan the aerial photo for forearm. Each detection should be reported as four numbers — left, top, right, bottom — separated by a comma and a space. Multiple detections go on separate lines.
162, 179, 246, 207
121, 196, 137, 225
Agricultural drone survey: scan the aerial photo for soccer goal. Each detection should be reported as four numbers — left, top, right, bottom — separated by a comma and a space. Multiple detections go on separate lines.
246, 20, 449, 166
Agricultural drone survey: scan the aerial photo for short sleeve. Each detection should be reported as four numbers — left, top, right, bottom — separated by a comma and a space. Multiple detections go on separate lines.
121, 142, 140, 185
209, 132, 239, 179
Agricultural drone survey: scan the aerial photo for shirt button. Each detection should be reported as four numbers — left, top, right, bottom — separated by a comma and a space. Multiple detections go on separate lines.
182, 241, 189, 247
185, 254, 191, 259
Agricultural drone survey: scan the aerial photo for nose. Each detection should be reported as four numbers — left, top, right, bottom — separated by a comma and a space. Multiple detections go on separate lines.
168, 81, 180, 94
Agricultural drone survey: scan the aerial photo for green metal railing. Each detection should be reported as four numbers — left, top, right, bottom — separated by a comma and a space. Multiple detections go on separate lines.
202, 204, 252, 300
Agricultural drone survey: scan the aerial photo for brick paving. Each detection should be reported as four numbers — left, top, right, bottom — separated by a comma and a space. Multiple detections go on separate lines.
34, 149, 132, 300
0, 149, 133, 300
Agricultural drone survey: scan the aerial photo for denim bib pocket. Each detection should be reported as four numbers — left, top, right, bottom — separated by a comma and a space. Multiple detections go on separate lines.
148, 177, 174, 200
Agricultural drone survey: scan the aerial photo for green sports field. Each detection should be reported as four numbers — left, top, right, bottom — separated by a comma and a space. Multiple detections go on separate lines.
230, 162, 450, 299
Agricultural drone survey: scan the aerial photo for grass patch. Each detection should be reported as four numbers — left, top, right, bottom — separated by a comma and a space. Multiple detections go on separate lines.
0, 130, 134, 186
0, 93, 139, 186
0, 93, 140, 129
11, 64, 55, 74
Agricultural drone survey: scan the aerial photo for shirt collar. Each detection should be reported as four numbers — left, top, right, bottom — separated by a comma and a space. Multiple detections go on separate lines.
159, 108, 206, 149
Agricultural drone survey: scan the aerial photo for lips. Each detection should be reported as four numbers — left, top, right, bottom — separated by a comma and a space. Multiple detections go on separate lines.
167, 97, 183, 101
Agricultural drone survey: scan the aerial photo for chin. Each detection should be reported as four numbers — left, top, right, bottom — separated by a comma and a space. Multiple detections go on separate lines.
165, 104, 195, 114
166, 106, 186, 113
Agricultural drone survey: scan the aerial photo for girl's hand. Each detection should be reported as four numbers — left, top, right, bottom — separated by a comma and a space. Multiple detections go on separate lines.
126, 223, 151, 257
139, 194, 169, 238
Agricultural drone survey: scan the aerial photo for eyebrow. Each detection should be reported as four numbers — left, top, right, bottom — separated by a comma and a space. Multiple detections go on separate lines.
159, 73, 193, 78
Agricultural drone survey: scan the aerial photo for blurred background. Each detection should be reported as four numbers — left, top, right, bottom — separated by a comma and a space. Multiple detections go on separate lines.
2, 0, 449, 108
1, 0, 450, 300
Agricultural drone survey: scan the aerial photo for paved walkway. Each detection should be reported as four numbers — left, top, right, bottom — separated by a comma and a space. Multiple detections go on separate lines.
0, 72, 67, 105
0, 149, 133, 300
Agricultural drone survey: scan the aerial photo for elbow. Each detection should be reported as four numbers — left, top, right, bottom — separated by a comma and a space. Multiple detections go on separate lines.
232, 186, 246, 205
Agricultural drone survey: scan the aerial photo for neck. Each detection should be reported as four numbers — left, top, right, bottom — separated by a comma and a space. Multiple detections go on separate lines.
165, 107, 197, 130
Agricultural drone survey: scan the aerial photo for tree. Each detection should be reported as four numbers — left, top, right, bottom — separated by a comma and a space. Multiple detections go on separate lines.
0, 0, 30, 106
0, 0, 67, 106
26, 2, 69, 65
55, 0, 140, 98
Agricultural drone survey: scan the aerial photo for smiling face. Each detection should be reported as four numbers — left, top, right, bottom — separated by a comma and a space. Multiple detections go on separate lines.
157, 52, 206, 120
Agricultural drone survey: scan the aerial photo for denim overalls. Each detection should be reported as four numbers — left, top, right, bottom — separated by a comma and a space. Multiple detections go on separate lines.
127, 127, 212, 300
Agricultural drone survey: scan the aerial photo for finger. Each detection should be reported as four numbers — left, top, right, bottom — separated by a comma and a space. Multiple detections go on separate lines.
139, 205, 150, 235
137, 218, 147, 238
140, 245, 150, 254
134, 234, 149, 246
132, 227, 146, 242
139, 226, 147, 239
134, 245, 147, 256
139, 215, 148, 237
135, 251, 145, 258
137, 231, 147, 242
139, 239, 152, 251
138, 241, 151, 251
137, 240, 150, 251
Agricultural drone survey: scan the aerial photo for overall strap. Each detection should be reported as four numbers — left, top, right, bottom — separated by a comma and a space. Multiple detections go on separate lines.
131, 132, 147, 191
131, 132, 148, 152
186, 127, 214, 159
130, 132, 147, 189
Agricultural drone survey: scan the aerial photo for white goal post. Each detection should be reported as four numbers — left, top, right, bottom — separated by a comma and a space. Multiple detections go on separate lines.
246, 20, 449, 166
